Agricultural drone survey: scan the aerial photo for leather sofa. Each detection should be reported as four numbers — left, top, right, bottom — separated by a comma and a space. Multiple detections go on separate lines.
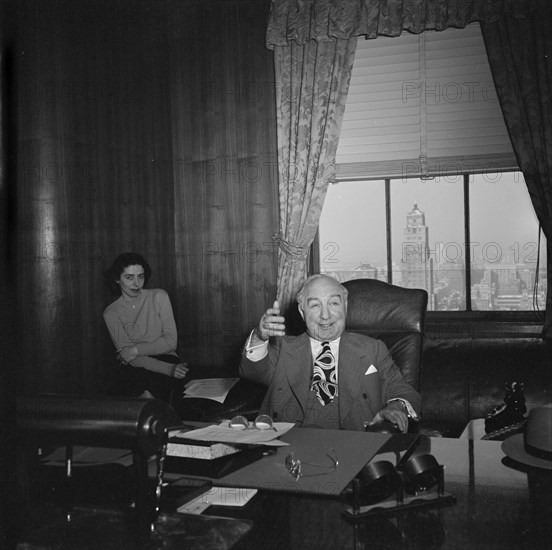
420, 337, 552, 437
336, 279, 552, 438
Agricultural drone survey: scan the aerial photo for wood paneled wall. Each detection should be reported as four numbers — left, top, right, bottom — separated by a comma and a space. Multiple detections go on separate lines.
5, 0, 277, 394
170, 1, 278, 371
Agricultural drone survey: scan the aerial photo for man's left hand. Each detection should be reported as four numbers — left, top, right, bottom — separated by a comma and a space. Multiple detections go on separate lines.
369, 401, 409, 433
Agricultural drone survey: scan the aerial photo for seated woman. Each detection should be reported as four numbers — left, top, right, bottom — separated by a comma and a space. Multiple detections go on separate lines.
103, 252, 188, 401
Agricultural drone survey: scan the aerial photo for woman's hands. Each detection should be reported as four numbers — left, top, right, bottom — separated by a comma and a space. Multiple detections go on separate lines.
118, 347, 188, 379
172, 363, 189, 379
118, 346, 139, 364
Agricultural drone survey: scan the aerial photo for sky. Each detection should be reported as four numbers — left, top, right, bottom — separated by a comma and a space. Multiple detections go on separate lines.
319, 171, 547, 270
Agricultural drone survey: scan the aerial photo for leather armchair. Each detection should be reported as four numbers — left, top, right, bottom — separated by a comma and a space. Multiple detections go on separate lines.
342, 278, 428, 392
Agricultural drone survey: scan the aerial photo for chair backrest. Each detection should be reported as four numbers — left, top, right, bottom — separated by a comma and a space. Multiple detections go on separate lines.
342, 278, 428, 392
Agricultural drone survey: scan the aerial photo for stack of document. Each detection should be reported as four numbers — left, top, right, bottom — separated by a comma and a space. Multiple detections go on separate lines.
167, 436, 241, 461
164, 421, 293, 478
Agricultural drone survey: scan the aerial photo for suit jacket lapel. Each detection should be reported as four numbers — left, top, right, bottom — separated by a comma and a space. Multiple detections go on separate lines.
338, 332, 366, 421
283, 333, 312, 416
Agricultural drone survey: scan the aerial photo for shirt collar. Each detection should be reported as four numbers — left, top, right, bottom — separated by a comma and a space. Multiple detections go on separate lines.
309, 336, 340, 353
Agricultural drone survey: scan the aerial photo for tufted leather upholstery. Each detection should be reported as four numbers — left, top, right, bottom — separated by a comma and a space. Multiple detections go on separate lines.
342, 278, 428, 392
421, 337, 552, 437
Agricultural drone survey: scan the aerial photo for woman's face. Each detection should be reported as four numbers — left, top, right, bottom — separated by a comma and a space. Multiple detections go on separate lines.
118, 264, 145, 298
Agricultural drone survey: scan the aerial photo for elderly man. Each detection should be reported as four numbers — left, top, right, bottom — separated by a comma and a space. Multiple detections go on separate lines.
240, 274, 421, 432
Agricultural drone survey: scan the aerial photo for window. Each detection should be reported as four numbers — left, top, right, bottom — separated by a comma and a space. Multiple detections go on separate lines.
318, 172, 547, 312
336, 23, 517, 179
316, 23, 547, 314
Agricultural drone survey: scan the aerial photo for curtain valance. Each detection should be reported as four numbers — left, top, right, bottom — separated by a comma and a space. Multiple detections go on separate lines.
266, 0, 538, 48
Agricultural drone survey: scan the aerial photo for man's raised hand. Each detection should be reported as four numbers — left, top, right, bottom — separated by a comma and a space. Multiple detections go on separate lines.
256, 300, 286, 341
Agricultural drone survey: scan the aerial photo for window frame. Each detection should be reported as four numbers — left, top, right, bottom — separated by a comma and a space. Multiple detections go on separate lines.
312, 170, 546, 337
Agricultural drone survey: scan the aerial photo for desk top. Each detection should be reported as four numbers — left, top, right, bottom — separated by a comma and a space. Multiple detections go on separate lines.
25, 431, 552, 550
202, 435, 552, 550
217, 427, 390, 496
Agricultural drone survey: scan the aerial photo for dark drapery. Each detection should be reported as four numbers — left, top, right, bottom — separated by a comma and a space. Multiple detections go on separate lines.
481, 7, 552, 339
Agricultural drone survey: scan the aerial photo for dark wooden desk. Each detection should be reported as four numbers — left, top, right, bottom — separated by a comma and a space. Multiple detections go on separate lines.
198, 436, 552, 550
18, 434, 552, 549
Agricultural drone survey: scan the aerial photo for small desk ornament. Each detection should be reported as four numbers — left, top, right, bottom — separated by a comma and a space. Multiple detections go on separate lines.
343, 452, 455, 519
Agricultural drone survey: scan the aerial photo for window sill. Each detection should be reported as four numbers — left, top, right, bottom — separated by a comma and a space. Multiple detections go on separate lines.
425, 311, 545, 339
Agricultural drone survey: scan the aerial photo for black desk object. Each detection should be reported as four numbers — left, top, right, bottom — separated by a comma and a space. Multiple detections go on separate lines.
15, 395, 252, 549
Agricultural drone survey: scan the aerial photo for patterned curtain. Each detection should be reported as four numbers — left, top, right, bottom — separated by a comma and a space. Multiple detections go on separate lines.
481, 6, 552, 339
273, 38, 356, 313
267, 0, 533, 46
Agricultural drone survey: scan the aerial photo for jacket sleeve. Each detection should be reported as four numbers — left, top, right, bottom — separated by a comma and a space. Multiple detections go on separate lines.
239, 338, 281, 386
374, 340, 422, 416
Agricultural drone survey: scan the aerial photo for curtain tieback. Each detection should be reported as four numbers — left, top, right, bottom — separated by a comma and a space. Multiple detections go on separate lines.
273, 234, 310, 262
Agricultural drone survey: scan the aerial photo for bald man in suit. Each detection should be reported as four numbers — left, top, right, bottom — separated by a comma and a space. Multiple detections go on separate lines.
240, 275, 420, 432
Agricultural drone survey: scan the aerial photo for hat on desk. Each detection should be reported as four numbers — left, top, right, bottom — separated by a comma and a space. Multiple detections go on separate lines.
502, 405, 552, 470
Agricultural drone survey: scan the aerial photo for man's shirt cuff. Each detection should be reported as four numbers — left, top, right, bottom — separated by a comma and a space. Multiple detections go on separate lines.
244, 330, 269, 361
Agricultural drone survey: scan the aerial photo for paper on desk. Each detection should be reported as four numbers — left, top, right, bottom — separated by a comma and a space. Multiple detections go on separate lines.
183, 378, 239, 403
171, 421, 294, 446
177, 487, 258, 514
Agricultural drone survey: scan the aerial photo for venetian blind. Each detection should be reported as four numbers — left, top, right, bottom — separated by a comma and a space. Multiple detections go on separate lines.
335, 23, 518, 180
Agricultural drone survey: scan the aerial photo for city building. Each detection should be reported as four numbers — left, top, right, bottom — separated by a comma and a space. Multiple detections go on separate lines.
400, 203, 434, 309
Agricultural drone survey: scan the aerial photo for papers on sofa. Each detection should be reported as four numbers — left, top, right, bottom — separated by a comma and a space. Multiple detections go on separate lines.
183, 378, 239, 403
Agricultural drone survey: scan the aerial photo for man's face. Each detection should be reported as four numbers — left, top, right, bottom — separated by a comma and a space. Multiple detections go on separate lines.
298, 277, 347, 342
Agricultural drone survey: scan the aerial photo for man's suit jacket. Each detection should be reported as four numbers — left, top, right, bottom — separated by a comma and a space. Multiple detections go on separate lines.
240, 331, 421, 431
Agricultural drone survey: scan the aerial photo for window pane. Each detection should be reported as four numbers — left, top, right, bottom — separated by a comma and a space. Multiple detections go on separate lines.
319, 180, 386, 282
390, 177, 465, 311
469, 172, 547, 311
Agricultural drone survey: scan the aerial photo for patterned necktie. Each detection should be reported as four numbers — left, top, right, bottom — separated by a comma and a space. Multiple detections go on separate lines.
311, 341, 338, 406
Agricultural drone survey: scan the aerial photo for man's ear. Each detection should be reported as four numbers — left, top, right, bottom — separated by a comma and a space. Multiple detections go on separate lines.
297, 303, 305, 321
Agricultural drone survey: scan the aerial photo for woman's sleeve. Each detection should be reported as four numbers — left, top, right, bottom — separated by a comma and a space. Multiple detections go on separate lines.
134, 290, 178, 356
129, 355, 175, 376
103, 310, 176, 376
103, 309, 129, 352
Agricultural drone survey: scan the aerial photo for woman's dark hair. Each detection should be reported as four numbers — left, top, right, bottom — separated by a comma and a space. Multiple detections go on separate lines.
104, 252, 152, 296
